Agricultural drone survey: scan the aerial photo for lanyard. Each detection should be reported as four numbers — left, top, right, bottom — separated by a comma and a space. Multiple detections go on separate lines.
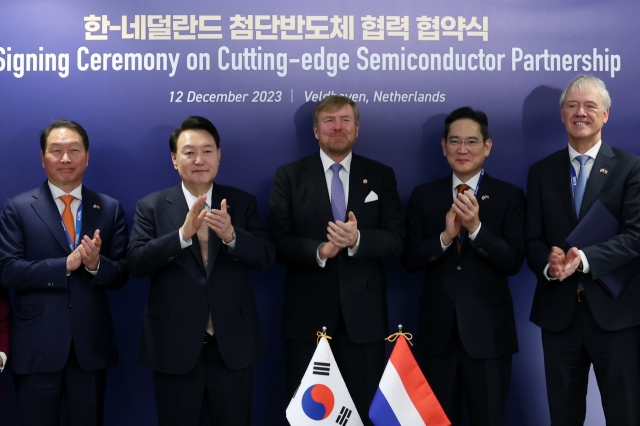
61, 202, 83, 250
457, 169, 484, 245
570, 161, 578, 197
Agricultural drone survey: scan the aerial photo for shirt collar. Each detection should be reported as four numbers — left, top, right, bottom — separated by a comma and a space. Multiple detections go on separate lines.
568, 140, 601, 162
451, 170, 482, 193
320, 149, 353, 174
181, 182, 212, 211
48, 181, 83, 200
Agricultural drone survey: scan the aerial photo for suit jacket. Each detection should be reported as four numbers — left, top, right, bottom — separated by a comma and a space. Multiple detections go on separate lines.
403, 174, 524, 359
526, 143, 640, 332
127, 183, 275, 374
0, 288, 9, 398
0, 182, 129, 374
267, 152, 405, 343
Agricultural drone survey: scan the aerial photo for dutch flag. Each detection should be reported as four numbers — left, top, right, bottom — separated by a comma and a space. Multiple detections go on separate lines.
369, 334, 450, 426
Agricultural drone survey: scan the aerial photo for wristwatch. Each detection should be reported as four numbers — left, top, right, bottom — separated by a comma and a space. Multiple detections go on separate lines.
224, 231, 236, 244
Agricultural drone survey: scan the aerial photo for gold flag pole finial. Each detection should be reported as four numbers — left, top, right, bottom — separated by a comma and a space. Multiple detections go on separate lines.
385, 324, 414, 346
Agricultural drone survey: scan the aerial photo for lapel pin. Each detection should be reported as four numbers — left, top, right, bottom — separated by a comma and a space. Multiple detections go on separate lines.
600, 168, 608, 174
93, 204, 101, 209
481, 195, 489, 200
363, 179, 368, 184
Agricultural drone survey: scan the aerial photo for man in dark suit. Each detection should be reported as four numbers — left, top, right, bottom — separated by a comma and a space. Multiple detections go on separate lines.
127, 116, 275, 426
403, 107, 524, 425
526, 74, 640, 425
0, 288, 10, 398
0, 120, 129, 425
267, 95, 405, 424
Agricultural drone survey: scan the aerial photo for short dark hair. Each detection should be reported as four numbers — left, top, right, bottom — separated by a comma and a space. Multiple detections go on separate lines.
170, 116, 220, 153
313, 95, 360, 126
443, 107, 489, 141
40, 119, 89, 152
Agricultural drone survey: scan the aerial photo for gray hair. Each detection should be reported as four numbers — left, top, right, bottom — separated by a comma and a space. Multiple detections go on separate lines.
559, 74, 611, 110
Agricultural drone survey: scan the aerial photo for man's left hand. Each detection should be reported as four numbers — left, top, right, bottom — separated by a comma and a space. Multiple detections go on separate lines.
452, 189, 480, 234
327, 211, 358, 249
560, 247, 582, 281
205, 198, 235, 243
80, 229, 101, 271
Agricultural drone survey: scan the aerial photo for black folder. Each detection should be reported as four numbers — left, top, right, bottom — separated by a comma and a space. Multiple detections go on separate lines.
564, 200, 640, 298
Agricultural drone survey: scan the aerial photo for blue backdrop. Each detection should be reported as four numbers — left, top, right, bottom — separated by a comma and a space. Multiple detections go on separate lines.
1, 0, 638, 424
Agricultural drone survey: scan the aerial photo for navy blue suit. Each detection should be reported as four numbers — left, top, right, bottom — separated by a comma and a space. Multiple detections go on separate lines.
0, 181, 128, 424
526, 144, 640, 425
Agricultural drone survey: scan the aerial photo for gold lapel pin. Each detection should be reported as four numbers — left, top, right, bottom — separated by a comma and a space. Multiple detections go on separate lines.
600, 168, 608, 174
363, 179, 368, 184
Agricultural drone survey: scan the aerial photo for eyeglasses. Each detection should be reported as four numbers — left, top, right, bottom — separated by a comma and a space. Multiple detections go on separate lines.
446, 140, 483, 149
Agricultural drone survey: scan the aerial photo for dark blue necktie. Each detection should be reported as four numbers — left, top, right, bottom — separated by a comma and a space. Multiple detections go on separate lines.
574, 155, 590, 217
331, 163, 346, 222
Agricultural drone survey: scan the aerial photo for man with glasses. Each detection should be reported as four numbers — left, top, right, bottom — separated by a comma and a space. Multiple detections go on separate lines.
403, 106, 525, 425
526, 74, 640, 425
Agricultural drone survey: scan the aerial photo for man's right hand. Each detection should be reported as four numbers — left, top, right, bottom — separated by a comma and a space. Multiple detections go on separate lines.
66, 249, 83, 273
319, 241, 340, 260
180, 194, 207, 241
441, 205, 462, 246
548, 246, 566, 280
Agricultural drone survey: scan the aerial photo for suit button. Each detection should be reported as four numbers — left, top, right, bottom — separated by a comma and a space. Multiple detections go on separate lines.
451, 293, 455, 299
48, 282, 54, 286
68, 305, 71, 310
429, 255, 437, 261
203, 308, 208, 314
456, 265, 461, 271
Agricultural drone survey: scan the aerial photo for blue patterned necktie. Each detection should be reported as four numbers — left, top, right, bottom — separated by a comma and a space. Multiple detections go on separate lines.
574, 155, 590, 217
331, 163, 346, 222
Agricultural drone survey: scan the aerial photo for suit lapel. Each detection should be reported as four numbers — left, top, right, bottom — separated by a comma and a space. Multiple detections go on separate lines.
165, 184, 206, 272
80, 187, 99, 241
206, 184, 223, 278
460, 173, 493, 255
307, 153, 334, 225
31, 182, 72, 253
551, 150, 578, 224
435, 176, 467, 258
346, 155, 370, 220
579, 143, 616, 219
